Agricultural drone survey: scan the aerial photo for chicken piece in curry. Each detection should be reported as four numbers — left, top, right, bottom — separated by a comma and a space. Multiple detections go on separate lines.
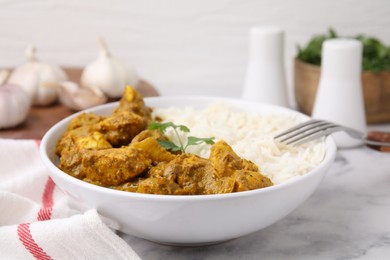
56, 86, 273, 195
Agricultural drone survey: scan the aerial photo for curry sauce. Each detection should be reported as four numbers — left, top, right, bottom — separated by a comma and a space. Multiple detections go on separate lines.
56, 86, 273, 195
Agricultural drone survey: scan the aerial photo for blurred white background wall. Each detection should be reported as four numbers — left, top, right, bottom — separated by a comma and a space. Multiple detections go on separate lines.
1, 0, 389, 104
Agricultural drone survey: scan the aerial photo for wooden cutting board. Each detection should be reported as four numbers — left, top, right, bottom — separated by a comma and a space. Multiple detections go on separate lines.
0, 67, 159, 139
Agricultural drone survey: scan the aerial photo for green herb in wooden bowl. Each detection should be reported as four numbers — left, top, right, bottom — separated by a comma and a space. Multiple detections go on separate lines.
297, 28, 390, 72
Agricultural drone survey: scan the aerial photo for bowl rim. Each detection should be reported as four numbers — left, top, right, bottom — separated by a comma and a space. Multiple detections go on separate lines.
40, 96, 337, 202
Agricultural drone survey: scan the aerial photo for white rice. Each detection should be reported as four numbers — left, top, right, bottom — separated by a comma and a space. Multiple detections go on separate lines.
152, 103, 326, 185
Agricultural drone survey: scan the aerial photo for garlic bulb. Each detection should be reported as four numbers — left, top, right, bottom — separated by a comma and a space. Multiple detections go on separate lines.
0, 70, 31, 129
81, 37, 139, 98
53, 81, 107, 111
8, 45, 68, 106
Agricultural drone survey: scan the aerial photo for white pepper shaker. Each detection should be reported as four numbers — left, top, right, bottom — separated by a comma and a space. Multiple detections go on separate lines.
312, 38, 366, 148
242, 26, 288, 107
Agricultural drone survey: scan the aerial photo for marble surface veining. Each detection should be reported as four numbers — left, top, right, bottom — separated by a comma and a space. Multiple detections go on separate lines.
121, 146, 390, 260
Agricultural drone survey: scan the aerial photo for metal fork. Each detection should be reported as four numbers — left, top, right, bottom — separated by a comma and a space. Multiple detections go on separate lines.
274, 119, 390, 147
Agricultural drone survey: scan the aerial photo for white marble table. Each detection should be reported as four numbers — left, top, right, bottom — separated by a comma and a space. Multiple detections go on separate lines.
121, 125, 390, 260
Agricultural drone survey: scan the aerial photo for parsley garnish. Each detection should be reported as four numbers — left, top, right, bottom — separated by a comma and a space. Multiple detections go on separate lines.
148, 121, 215, 153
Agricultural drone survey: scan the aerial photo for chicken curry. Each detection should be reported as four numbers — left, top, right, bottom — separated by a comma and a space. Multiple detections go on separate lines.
56, 86, 273, 195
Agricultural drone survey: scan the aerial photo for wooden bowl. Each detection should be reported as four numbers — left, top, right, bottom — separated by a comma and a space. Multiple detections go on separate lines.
294, 59, 390, 124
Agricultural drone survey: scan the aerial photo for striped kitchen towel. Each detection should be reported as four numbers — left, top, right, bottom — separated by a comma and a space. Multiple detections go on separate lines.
0, 139, 141, 260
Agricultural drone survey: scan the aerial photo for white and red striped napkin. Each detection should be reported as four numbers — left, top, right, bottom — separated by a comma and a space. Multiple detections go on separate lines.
0, 139, 141, 260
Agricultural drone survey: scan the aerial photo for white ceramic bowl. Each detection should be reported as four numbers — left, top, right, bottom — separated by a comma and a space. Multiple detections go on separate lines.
40, 97, 337, 246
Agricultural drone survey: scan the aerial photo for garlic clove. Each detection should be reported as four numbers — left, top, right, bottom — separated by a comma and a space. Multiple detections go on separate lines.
0, 70, 31, 129
89, 85, 106, 97
0, 70, 11, 86
70, 87, 108, 111
56, 81, 84, 110
8, 65, 39, 98
57, 81, 108, 111
8, 45, 68, 106
81, 37, 139, 99
0, 70, 9, 84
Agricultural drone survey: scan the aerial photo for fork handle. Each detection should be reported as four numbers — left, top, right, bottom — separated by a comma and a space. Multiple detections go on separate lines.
365, 131, 390, 148
364, 138, 390, 147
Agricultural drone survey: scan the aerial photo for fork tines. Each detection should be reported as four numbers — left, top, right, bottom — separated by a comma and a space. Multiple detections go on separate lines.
274, 119, 341, 145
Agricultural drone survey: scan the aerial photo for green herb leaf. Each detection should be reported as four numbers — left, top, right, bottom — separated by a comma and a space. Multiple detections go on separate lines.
329, 28, 337, 38
186, 136, 215, 147
148, 121, 190, 133
178, 125, 190, 133
157, 140, 182, 152
148, 121, 215, 153
148, 122, 175, 132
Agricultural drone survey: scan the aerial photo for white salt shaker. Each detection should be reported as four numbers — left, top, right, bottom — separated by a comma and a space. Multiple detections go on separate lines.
242, 26, 288, 107
312, 38, 366, 148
